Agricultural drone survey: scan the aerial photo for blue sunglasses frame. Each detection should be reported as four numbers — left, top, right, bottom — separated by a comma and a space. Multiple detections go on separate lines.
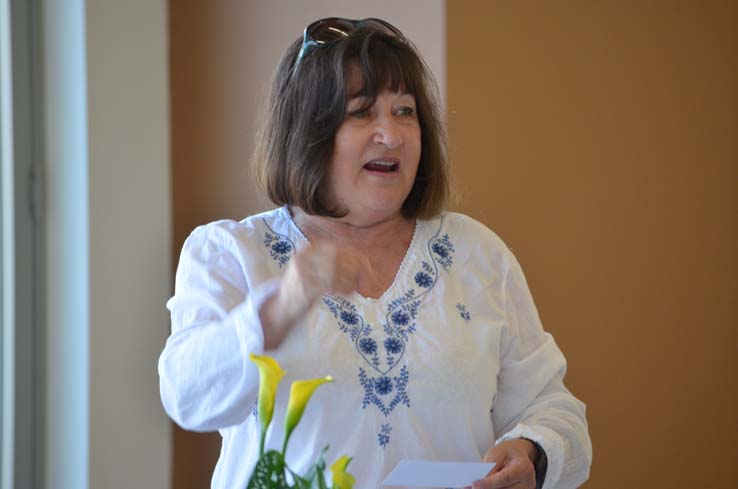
291, 17, 403, 78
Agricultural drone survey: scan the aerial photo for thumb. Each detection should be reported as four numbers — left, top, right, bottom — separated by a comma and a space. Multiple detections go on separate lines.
482, 446, 507, 475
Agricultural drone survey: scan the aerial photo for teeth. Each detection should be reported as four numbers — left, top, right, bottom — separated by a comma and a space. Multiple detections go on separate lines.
370, 160, 396, 166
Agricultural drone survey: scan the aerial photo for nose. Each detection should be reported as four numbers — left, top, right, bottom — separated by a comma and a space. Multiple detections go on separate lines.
372, 117, 403, 149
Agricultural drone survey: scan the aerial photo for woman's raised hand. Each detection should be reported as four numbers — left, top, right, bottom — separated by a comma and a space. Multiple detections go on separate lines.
260, 240, 371, 349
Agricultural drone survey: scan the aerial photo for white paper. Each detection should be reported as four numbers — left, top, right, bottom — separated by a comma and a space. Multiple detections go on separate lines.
382, 460, 495, 488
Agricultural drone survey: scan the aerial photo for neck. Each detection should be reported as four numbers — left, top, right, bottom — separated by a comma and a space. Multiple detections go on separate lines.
291, 207, 414, 249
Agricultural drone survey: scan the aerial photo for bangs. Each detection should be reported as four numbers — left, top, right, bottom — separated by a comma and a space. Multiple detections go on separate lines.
342, 31, 422, 105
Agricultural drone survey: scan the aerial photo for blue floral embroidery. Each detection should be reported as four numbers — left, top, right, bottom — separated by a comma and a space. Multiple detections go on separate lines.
358, 366, 410, 416
259, 217, 457, 446
391, 310, 410, 326
383, 336, 403, 366
323, 296, 370, 342
359, 337, 378, 355
431, 234, 455, 270
322, 219, 454, 447
271, 240, 292, 255
262, 220, 295, 268
378, 423, 392, 448
384, 337, 403, 355
375, 377, 393, 395
431, 242, 448, 258
340, 310, 359, 326
456, 303, 471, 323
384, 289, 421, 341
414, 271, 433, 288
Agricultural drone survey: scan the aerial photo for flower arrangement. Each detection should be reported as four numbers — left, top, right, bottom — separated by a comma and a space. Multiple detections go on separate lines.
247, 353, 355, 489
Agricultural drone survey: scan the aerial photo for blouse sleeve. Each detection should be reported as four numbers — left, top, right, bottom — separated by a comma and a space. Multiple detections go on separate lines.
158, 224, 277, 431
491, 251, 592, 489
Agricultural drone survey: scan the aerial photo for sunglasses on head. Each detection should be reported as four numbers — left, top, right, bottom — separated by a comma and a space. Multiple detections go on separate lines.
291, 17, 404, 78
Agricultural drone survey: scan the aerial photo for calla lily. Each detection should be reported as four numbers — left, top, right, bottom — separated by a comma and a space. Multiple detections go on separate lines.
282, 376, 333, 454
249, 353, 285, 455
330, 455, 355, 489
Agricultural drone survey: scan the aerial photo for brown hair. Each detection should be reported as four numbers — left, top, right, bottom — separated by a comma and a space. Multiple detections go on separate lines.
253, 25, 451, 219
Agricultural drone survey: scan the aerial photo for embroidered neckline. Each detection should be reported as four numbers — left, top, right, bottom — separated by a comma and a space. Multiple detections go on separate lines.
264, 208, 457, 450
320, 217, 454, 449
281, 205, 421, 303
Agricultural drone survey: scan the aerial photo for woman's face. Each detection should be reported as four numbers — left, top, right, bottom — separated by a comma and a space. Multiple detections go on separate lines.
322, 86, 421, 224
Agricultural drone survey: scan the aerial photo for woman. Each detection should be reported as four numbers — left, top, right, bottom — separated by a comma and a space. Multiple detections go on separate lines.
159, 18, 591, 489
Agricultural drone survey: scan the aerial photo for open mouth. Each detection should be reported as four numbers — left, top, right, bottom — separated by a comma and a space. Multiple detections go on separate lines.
363, 159, 399, 173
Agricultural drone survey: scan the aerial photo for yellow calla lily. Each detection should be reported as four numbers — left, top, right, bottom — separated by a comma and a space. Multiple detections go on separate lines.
248, 353, 285, 454
330, 455, 355, 489
282, 376, 333, 454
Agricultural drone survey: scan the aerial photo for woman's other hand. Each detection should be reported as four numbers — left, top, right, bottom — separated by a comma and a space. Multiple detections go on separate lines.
468, 439, 538, 489
261, 240, 370, 349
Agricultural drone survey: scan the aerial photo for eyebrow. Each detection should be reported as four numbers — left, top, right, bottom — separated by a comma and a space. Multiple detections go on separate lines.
347, 89, 414, 100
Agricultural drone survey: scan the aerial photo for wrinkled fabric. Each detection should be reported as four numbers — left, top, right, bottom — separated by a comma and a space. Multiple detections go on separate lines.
158, 207, 591, 489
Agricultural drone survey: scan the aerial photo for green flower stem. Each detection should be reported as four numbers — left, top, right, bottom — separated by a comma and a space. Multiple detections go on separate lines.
259, 426, 266, 457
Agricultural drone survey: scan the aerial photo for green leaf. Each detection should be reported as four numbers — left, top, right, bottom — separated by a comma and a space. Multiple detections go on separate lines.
289, 446, 330, 489
290, 473, 312, 489
306, 446, 330, 489
315, 470, 328, 489
314, 445, 329, 472
298, 463, 318, 486
246, 450, 288, 489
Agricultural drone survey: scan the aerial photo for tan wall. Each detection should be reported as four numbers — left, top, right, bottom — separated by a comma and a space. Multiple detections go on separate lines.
447, 1, 738, 487
171, 1, 738, 487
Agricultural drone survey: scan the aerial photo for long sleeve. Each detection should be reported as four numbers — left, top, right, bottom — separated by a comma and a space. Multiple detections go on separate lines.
158, 223, 276, 431
492, 250, 592, 489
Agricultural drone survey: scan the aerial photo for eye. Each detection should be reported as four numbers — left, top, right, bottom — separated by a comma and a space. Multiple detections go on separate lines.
396, 106, 416, 117
348, 108, 369, 119
345, 96, 371, 120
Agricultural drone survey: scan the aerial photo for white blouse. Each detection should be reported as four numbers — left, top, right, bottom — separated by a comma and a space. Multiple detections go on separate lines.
158, 207, 592, 489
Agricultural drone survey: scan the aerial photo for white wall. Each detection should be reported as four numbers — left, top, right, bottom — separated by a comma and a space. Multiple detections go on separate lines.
44, 0, 171, 487
240, 0, 446, 106
85, 1, 172, 487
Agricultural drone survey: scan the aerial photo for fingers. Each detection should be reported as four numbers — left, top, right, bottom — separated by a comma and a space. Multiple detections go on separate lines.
472, 463, 534, 489
472, 462, 535, 489
472, 462, 528, 488
330, 247, 365, 295
482, 446, 507, 473
311, 242, 363, 295
263, 240, 371, 348
288, 239, 366, 300
473, 443, 535, 489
